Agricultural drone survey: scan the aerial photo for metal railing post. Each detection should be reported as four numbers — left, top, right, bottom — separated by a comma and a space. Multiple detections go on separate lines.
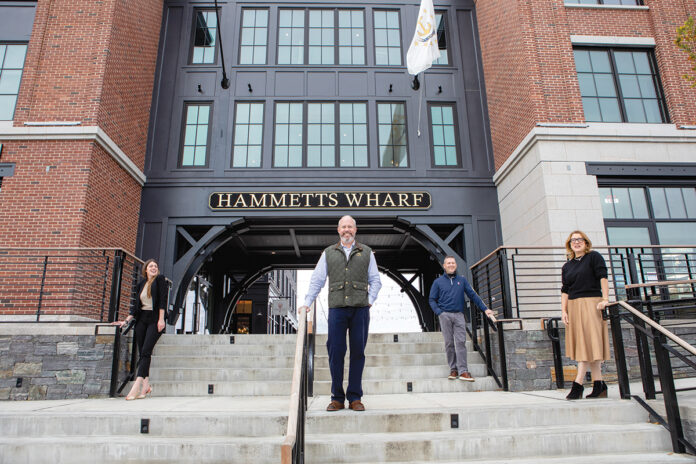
630, 299, 656, 400
498, 249, 513, 319
110, 327, 121, 397
107, 250, 125, 322
35, 255, 49, 321
546, 318, 565, 389
653, 331, 686, 453
496, 320, 509, 391
483, 316, 493, 373
608, 304, 631, 399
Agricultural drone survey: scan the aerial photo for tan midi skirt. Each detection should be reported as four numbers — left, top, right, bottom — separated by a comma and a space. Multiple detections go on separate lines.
565, 296, 610, 362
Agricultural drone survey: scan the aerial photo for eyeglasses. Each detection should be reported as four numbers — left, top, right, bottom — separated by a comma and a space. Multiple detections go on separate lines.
570, 238, 585, 244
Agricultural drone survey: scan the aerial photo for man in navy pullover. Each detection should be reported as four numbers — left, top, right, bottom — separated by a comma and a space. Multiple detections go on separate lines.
429, 256, 496, 381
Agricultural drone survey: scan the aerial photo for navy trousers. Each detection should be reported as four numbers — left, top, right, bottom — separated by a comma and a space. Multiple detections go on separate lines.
327, 305, 370, 403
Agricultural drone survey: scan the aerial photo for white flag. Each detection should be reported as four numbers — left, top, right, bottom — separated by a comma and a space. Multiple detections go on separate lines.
406, 0, 441, 76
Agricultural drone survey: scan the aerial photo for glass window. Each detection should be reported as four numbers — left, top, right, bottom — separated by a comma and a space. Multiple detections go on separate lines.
307, 103, 335, 167
239, 9, 268, 65
308, 10, 334, 65
430, 105, 457, 166
274, 103, 303, 167
0, 44, 28, 121
377, 103, 408, 167
278, 10, 305, 65
649, 187, 696, 219
338, 10, 365, 65
192, 11, 217, 64
339, 103, 368, 167
233, 103, 264, 168
433, 12, 449, 66
374, 10, 402, 66
656, 223, 696, 247
574, 47, 665, 123
598, 187, 649, 219
181, 104, 211, 167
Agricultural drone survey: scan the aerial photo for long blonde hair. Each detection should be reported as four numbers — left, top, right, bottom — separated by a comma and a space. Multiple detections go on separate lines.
565, 230, 592, 260
141, 259, 159, 298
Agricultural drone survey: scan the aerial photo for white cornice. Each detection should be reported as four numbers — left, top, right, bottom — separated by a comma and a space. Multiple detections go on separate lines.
570, 35, 656, 47
0, 126, 146, 186
493, 123, 696, 186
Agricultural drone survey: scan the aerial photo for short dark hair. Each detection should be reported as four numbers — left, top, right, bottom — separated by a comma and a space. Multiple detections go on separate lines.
443, 255, 456, 264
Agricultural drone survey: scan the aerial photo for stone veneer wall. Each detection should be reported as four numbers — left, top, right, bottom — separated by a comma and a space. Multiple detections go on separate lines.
0, 328, 132, 401
485, 325, 696, 392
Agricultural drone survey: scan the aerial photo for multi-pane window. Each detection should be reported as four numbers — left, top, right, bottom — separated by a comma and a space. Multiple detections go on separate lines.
339, 103, 368, 167
278, 10, 305, 65
309, 10, 334, 65
239, 9, 268, 65
307, 103, 335, 167
430, 105, 458, 166
374, 11, 402, 66
181, 104, 211, 167
233, 103, 264, 168
433, 12, 449, 66
565, 0, 643, 5
0, 44, 27, 121
574, 48, 666, 123
599, 187, 650, 219
274, 103, 303, 167
377, 103, 408, 167
191, 10, 217, 64
338, 11, 365, 65
649, 187, 696, 220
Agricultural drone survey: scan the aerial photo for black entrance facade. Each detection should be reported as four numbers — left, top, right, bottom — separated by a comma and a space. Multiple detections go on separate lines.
136, 0, 500, 331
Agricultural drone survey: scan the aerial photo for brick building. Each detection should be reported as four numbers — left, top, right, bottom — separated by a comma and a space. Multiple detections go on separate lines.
476, 0, 696, 249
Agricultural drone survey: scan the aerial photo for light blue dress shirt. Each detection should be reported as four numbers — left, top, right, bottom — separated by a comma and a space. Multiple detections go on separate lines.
304, 242, 382, 308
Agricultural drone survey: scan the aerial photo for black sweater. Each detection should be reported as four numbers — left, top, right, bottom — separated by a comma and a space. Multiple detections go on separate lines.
561, 250, 608, 300
130, 274, 168, 324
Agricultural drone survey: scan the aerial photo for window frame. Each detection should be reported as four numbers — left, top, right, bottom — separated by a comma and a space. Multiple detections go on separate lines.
574, 46, 669, 124
337, 9, 367, 66
178, 102, 213, 169
427, 102, 461, 168
272, 101, 305, 168
338, 101, 370, 168
376, 101, 409, 168
0, 42, 28, 122
231, 101, 265, 169
372, 9, 403, 67
189, 9, 219, 65
238, 8, 269, 65
433, 11, 450, 66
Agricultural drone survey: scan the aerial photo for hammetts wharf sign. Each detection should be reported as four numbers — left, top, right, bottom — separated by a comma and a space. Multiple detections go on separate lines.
209, 191, 431, 210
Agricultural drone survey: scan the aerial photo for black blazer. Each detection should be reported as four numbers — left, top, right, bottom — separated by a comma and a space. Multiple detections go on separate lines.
130, 274, 168, 324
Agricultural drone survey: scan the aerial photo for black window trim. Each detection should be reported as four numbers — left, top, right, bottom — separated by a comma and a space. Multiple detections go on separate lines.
189, 8, 219, 66
376, 100, 410, 168
178, 101, 214, 169
427, 102, 462, 168
433, 10, 451, 67
231, 101, 266, 169
372, 9, 403, 67
237, 7, 270, 66
574, 45, 669, 124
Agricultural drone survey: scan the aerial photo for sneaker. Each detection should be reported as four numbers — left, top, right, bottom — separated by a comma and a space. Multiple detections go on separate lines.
448, 370, 458, 380
458, 372, 475, 382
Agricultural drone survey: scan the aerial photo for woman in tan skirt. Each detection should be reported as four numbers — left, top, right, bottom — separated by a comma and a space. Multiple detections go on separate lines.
561, 230, 610, 400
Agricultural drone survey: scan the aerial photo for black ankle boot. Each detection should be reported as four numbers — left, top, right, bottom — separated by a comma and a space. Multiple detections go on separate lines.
586, 380, 607, 398
566, 381, 584, 400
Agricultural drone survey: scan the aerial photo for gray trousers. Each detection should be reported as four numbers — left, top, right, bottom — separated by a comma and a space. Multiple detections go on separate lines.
439, 311, 468, 374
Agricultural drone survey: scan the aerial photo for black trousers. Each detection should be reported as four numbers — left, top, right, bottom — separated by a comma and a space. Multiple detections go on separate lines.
134, 319, 162, 378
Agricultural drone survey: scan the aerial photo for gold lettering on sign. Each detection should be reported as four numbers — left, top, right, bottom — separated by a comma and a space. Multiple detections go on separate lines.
316, 193, 327, 207
233, 195, 247, 208
328, 193, 339, 207
345, 193, 363, 207
217, 193, 233, 208
382, 193, 396, 207
250, 194, 267, 208
413, 193, 424, 205
398, 193, 410, 207
269, 194, 286, 208
301, 193, 312, 207
365, 193, 379, 207
289, 193, 301, 207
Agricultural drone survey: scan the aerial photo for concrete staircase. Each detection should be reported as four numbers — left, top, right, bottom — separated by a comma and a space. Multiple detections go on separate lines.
0, 332, 694, 463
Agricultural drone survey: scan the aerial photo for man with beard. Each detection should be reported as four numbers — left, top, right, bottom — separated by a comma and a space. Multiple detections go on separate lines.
299, 215, 382, 411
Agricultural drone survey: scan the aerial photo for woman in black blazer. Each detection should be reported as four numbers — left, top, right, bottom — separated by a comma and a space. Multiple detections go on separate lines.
116, 259, 168, 400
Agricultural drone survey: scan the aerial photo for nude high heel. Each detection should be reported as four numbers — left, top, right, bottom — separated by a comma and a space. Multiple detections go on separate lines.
137, 385, 152, 399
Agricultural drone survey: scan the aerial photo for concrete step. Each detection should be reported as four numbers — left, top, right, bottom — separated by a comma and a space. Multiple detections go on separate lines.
155, 334, 296, 345
314, 352, 484, 368
0, 435, 282, 464
312, 376, 500, 395
304, 423, 673, 463
136, 381, 292, 397
347, 453, 696, 464
154, 340, 460, 356
315, 332, 446, 344
148, 364, 488, 382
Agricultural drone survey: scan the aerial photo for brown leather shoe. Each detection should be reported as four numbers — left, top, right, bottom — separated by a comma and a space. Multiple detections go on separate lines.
349, 400, 365, 411
326, 400, 344, 411
458, 372, 475, 382
448, 370, 458, 380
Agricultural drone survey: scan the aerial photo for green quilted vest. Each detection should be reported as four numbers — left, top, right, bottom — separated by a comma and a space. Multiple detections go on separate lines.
325, 242, 372, 308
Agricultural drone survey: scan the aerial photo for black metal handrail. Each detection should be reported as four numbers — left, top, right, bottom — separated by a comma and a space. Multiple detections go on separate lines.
607, 284, 696, 455
542, 317, 565, 389
471, 245, 696, 320
0, 248, 144, 322
281, 305, 310, 464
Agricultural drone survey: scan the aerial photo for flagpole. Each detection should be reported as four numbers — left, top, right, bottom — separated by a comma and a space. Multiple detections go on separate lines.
417, 81, 424, 137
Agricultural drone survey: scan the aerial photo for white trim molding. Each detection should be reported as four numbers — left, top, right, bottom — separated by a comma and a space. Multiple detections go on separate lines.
494, 123, 696, 186
570, 35, 656, 47
564, 3, 649, 11
0, 125, 146, 186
